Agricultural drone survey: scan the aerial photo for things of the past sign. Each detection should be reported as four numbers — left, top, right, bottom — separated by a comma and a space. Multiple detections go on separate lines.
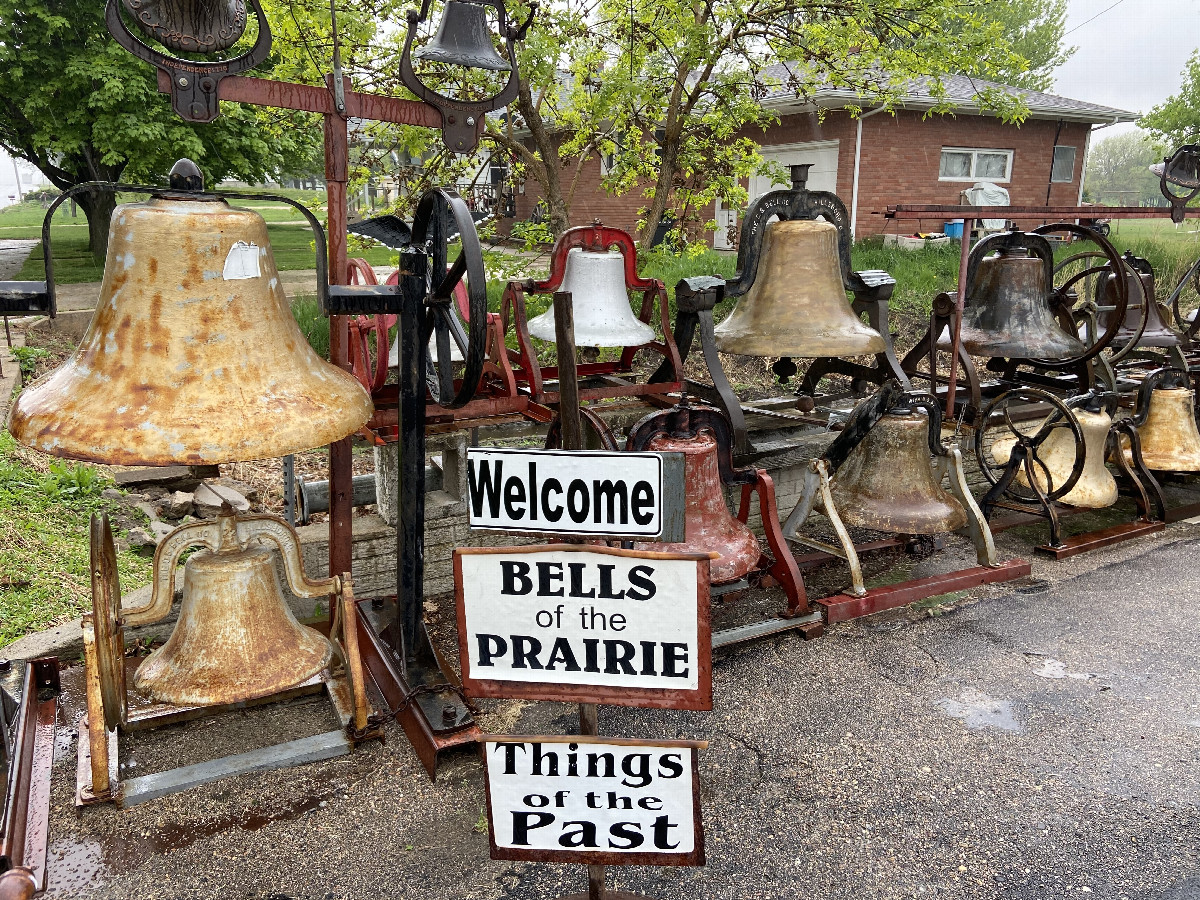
481, 735, 706, 866
455, 545, 713, 710
465, 448, 686, 540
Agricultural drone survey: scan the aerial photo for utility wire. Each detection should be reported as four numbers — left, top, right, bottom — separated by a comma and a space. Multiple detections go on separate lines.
1062, 0, 1129, 37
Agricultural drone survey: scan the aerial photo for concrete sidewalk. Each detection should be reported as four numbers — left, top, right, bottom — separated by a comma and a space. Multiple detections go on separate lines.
35, 523, 1200, 899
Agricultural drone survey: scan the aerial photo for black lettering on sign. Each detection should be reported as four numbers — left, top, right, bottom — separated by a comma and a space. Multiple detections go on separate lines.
468, 459, 504, 517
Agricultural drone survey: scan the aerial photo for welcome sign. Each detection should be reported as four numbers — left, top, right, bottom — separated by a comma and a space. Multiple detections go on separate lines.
455, 545, 713, 709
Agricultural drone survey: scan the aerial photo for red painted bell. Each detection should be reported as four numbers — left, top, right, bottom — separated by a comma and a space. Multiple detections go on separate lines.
635, 430, 761, 584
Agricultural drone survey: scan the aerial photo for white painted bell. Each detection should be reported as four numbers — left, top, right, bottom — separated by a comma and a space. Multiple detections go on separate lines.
527, 249, 655, 347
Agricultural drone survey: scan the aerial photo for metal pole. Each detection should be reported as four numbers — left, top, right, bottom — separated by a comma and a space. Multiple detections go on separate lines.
944, 218, 973, 420
396, 256, 427, 665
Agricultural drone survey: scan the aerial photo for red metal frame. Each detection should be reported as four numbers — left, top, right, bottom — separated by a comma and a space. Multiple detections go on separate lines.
502, 224, 683, 404
735, 473, 814, 624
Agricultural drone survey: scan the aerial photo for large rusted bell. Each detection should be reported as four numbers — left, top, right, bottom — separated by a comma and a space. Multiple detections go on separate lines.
961, 246, 1087, 359
1127, 388, 1200, 471
992, 409, 1117, 509
8, 186, 373, 465
634, 430, 761, 584
414, 0, 510, 71
827, 411, 967, 533
527, 248, 655, 347
1100, 260, 1179, 348
713, 219, 885, 358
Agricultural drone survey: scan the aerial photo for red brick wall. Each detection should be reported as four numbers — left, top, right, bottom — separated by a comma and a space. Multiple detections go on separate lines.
499, 110, 1092, 242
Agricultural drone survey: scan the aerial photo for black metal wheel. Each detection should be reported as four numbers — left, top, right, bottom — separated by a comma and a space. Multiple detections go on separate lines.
1052, 249, 1147, 367
1168, 254, 1200, 341
411, 188, 488, 409
974, 388, 1085, 504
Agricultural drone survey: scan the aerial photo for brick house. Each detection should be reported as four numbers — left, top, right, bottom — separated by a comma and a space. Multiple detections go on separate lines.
501, 70, 1136, 245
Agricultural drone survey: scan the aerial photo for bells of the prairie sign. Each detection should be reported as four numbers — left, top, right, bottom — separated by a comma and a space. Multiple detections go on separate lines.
133, 512, 336, 707
634, 430, 761, 584
414, 0, 510, 71
122, 0, 247, 53
527, 249, 655, 347
713, 219, 884, 358
992, 409, 1117, 508
1101, 263, 1179, 348
1127, 388, 1200, 472
8, 184, 373, 466
827, 411, 967, 533
960, 246, 1086, 359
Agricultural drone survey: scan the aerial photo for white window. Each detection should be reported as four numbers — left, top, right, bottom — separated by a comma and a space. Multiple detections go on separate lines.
939, 147, 1013, 183
1051, 145, 1076, 183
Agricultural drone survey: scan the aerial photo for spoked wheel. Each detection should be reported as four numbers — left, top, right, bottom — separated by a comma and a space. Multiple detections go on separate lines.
1169, 254, 1200, 343
411, 189, 488, 409
974, 388, 1085, 505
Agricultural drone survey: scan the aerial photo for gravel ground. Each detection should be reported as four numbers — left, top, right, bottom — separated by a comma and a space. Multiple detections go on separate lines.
33, 522, 1200, 900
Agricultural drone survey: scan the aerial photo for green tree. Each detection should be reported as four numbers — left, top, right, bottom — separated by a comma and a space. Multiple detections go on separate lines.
0, 0, 319, 260
975, 0, 1075, 92
1084, 130, 1165, 206
1142, 49, 1200, 147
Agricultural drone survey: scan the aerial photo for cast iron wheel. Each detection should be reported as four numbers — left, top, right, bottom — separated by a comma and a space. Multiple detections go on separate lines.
411, 188, 488, 409
974, 387, 1085, 504
1052, 249, 1146, 367
1169, 254, 1200, 341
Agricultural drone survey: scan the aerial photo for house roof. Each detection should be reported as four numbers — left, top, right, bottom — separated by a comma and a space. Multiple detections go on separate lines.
759, 64, 1138, 125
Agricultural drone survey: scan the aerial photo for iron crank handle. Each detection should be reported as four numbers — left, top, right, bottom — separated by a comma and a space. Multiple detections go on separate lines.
126, 520, 223, 627
239, 516, 340, 599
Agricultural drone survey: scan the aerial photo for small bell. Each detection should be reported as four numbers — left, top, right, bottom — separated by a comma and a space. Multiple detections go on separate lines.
527, 248, 655, 347
991, 408, 1117, 509
634, 430, 761, 584
960, 245, 1087, 359
825, 410, 967, 533
1100, 256, 1179, 348
414, 0, 510, 71
713, 219, 885, 358
1125, 387, 1200, 472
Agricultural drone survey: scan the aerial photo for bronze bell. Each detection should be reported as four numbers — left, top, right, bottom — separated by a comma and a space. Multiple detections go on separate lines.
826, 410, 967, 533
713, 219, 885, 358
634, 430, 761, 584
8, 177, 373, 465
1126, 387, 1200, 472
1100, 255, 1179, 348
122, 0, 247, 53
961, 246, 1086, 359
414, 0, 510, 71
991, 408, 1117, 509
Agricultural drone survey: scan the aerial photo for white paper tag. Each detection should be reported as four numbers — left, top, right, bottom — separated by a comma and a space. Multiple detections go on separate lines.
222, 241, 261, 280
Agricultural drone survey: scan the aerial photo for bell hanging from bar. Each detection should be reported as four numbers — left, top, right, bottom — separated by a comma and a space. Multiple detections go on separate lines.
527, 248, 655, 347
1101, 258, 1180, 348
1126, 387, 1200, 472
9, 161, 373, 466
713, 220, 885, 358
826, 410, 967, 533
960, 246, 1087, 359
122, 0, 247, 53
414, 0, 510, 71
634, 430, 761, 584
991, 408, 1117, 508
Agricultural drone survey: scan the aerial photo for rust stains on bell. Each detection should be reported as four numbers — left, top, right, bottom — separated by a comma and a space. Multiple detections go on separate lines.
8, 160, 373, 465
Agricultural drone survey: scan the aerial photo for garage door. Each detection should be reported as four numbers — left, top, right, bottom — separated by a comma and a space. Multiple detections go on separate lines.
714, 140, 840, 250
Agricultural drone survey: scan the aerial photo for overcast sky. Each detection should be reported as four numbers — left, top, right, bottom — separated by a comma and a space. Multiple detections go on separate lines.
1052, 0, 1200, 136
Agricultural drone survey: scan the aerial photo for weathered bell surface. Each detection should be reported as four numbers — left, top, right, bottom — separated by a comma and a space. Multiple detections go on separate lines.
992, 409, 1117, 509
414, 0, 510, 71
961, 247, 1087, 359
123, 0, 247, 53
133, 546, 333, 706
713, 220, 885, 358
828, 411, 967, 534
527, 249, 655, 347
1128, 388, 1200, 472
9, 194, 373, 465
1100, 267, 1179, 348
634, 431, 761, 584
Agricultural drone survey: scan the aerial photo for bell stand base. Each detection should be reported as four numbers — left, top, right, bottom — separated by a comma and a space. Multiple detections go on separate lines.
985, 504, 1164, 560
354, 597, 481, 779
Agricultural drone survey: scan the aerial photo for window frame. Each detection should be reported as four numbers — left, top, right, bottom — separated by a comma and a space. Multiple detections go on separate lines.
1051, 145, 1077, 183
938, 147, 1014, 184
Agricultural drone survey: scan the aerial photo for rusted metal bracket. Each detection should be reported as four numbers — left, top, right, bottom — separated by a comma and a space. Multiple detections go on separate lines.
1, 658, 60, 897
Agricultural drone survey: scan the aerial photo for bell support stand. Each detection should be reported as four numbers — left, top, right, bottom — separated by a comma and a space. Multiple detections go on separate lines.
976, 388, 1163, 559
781, 382, 1029, 624
502, 223, 684, 405
0, 658, 60, 900
625, 400, 824, 648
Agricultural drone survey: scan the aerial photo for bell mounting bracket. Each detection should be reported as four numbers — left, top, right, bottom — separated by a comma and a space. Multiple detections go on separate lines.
1159, 145, 1200, 224
526, 222, 658, 294
105, 0, 273, 123
820, 381, 948, 476
398, 0, 535, 153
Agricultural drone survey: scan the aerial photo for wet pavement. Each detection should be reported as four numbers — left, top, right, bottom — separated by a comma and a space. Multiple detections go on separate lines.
33, 523, 1200, 899
0, 238, 36, 279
